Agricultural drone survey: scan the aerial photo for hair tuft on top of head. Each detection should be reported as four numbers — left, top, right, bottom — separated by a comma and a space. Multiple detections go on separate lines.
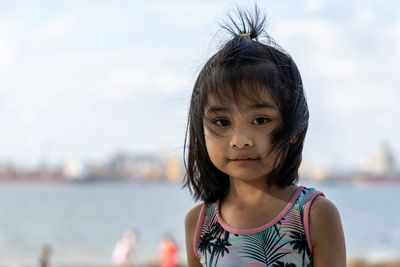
221, 6, 266, 41
219, 5, 284, 52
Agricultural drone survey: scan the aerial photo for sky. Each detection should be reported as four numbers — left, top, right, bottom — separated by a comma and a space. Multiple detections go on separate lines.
0, 0, 399, 171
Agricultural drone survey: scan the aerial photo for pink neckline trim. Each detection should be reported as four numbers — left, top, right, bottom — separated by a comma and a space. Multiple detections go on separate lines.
217, 186, 304, 235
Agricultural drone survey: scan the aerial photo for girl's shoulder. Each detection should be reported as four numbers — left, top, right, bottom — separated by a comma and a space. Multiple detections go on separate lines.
185, 203, 204, 228
185, 203, 207, 245
308, 191, 347, 265
309, 195, 342, 234
185, 203, 205, 267
301, 186, 339, 222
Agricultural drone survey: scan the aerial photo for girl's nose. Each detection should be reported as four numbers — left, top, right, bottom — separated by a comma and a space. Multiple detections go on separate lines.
229, 129, 254, 149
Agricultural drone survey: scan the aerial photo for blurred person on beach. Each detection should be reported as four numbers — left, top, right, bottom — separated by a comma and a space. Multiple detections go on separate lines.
159, 233, 179, 267
38, 244, 51, 267
112, 230, 137, 267
183, 5, 346, 267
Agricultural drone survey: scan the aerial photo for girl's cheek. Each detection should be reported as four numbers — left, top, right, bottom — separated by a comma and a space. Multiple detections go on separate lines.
204, 125, 231, 140
205, 133, 229, 147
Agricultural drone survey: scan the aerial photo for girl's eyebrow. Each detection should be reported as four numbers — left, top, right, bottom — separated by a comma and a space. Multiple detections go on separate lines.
205, 106, 229, 116
205, 102, 277, 116
249, 102, 277, 110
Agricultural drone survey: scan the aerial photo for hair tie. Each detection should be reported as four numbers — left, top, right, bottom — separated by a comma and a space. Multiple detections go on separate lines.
239, 33, 251, 39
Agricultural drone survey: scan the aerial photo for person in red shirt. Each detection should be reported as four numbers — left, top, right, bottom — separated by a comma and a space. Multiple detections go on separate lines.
159, 234, 178, 267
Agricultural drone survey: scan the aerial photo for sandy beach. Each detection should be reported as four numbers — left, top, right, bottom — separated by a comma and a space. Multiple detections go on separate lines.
347, 261, 400, 267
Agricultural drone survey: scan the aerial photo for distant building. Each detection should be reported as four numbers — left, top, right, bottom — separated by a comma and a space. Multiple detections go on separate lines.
107, 152, 166, 181
299, 161, 333, 182
361, 142, 397, 175
165, 155, 182, 183
63, 157, 84, 180
1, 151, 184, 183
309, 167, 332, 182
0, 162, 18, 180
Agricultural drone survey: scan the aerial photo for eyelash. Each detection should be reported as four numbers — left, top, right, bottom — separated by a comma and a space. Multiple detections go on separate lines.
213, 119, 230, 127
212, 117, 270, 127
253, 117, 270, 125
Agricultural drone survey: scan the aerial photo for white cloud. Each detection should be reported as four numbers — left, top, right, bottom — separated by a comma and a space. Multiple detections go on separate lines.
303, 0, 325, 13
275, 17, 343, 52
153, 70, 191, 94
309, 55, 357, 80
394, 21, 400, 57
109, 68, 149, 88
94, 68, 191, 103
275, 17, 357, 80
0, 25, 18, 71
31, 16, 76, 46
324, 82, 397, 114
142, 1, 223, 26
354, 6, 375, 26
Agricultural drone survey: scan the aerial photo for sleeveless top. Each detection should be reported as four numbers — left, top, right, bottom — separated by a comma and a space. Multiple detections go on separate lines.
193, 186, 324, 267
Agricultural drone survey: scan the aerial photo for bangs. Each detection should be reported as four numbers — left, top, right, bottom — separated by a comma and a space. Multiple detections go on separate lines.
202, 62, 282, 110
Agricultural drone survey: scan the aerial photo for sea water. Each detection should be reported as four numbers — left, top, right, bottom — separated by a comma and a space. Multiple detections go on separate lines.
0, 181, 399, 266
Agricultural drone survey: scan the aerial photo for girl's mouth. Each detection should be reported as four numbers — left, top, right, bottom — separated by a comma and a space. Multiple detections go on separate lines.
230, 157, 259, 163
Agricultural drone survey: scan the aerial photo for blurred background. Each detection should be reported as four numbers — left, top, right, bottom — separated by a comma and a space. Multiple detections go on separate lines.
0, 0, 399, 266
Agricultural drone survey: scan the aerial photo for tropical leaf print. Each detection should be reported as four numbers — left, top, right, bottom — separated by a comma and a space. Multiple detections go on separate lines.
199, 204, 219, 265
239, 226, 290, 265
298, 188, 309, 223
289, 230, 307, 254
198, 203, 232, 266
210, 219, 225, 240
199, 232, 214, 264
209, 231, 232, 266
202, 203, 216, 233
288, 230, 310, 266
277, 190, 311, 260
278, 202, 303, 235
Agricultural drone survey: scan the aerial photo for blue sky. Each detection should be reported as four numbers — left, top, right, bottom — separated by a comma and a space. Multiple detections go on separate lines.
1, 0, 399, 170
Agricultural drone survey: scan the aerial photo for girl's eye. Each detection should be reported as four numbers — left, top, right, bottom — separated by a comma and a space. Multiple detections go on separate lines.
214, 119, 231, 127
252, 117, 270, 125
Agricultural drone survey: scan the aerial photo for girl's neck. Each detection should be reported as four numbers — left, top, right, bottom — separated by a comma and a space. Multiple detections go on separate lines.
225, 177, 291, 205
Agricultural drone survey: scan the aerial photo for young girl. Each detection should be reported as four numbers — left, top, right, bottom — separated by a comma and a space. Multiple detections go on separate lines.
184, 7, 346, 267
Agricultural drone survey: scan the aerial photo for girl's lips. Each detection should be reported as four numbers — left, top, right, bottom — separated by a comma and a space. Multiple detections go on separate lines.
230, 157, 259, 163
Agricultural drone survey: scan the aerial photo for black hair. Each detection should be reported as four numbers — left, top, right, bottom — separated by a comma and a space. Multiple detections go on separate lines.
183, 6, 309, 203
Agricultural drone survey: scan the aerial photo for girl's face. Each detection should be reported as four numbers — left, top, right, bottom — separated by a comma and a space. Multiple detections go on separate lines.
203, 92, 282, 184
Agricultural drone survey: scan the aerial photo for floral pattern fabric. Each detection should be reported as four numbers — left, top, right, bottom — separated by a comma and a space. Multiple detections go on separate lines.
195, 187, 323, 267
